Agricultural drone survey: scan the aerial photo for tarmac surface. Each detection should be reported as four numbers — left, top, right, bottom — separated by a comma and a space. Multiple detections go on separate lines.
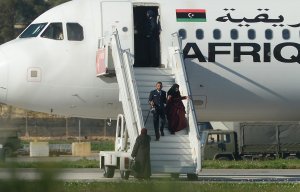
0, 168, 300, 183
1, 156, 300, 183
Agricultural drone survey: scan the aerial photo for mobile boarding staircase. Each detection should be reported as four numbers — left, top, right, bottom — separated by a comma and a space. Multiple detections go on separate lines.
99, 30, 201, 180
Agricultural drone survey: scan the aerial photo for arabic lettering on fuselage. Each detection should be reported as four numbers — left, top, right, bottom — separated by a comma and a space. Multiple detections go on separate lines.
216, 13, 284, 23
216, 9, 300, 27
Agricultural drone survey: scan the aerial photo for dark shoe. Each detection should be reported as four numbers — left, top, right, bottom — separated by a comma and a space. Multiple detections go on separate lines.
161, 131, 164, 136
155, 138, 159, 141
170, 131, 175, 135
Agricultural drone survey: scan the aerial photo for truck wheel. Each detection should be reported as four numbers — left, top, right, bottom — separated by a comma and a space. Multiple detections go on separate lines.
120, 170, 130, 180
103, 166, 115, 178
216, 156, 230, 161
285, 155, 298, 160
265, 155, 275, 160
187, 173, 198, 181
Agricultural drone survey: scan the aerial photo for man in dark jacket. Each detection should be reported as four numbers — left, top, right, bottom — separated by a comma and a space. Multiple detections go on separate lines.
148, 81, 167, 140
131, 128, 151, 179
144, 9, 159, 67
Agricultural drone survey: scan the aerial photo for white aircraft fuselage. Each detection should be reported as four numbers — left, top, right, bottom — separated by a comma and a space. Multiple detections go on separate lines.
0, 0, 300, 121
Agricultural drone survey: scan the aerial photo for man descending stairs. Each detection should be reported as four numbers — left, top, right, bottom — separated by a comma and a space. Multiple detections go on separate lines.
134, 67, 196, 174
148, 81, 167, 141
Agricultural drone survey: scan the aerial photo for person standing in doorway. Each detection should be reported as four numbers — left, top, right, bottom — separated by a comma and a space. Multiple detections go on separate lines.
148, 81, 166, 141
144, 9, 159, 67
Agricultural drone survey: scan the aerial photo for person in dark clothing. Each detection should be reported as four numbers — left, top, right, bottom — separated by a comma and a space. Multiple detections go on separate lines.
131, 128, 151, 179
166, 84, 188, 134
144, 10, 159, 67
148, 81, 167, 140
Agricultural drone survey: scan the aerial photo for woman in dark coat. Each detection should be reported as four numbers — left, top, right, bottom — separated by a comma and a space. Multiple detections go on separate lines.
166, 84, 188, 134
131, 128, 151, 179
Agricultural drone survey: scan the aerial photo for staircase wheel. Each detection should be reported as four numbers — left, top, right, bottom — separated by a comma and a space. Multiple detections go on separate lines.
103, 166, 115, 178
187, 173, 198, 181
120, 170, 130, 180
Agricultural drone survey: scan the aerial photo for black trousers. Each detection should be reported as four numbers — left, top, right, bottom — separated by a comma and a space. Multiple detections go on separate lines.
153, 107, 166, 139
144, 37, 157, 67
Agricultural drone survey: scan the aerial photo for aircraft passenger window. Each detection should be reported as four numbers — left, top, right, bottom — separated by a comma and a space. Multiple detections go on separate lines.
178, 29, 187, 39
248, 29, 256, 40
41, 23, 64, 40
230, 29, 238, 40
265, 29, 273, 40
19, 23, 47, 38
282, 29, 290, 40
67, 23, 84, 41
213, 29, 221, 40
196, 29, 204, 40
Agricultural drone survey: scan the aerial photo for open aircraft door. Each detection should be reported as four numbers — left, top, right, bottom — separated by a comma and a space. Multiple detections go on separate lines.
101, 1, 134, 52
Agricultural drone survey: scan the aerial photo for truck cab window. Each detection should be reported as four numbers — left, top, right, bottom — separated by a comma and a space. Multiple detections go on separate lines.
67, 23, 84, 41
223, 134, 231, 143
41, 23, 64, 40
207, 134, 219, 144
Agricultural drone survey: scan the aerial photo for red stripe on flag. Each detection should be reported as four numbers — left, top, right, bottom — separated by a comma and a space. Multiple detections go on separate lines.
176, 9, 206, 13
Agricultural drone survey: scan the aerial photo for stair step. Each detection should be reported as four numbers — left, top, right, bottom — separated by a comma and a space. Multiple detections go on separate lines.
138, 92, 154, 99
149, 135, 190, 142
135, 74, 174, 82
151, 148, 192, 155
147, 130, 188, 137
151, 154, 194, 161
151, 160, 194, 167
137, 86, 173, 93
141, 104, 151, 111
151, 166, 196, 173
136, 81, 175, 87
134, 67, 173, 75
151, 142, 191, 149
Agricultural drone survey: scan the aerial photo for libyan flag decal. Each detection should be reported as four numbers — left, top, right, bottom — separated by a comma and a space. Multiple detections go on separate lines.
176, 9, 206, 22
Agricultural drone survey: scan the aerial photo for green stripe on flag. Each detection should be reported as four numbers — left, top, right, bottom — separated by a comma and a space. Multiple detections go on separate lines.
177, 18, 207, 22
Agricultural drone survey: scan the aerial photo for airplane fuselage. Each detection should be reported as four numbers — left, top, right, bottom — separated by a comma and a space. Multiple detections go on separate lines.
1, 0, 300, 121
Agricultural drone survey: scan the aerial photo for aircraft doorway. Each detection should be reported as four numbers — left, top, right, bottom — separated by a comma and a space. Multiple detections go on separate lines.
133, 6, 161, 67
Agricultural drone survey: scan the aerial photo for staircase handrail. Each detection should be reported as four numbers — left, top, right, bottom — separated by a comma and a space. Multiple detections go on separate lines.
122, 49, 144, 134
170, 32, 202, 173
110, 30, 144, 148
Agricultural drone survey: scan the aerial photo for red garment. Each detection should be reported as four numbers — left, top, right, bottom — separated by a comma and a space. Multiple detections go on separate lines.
166, 96, 187, 133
